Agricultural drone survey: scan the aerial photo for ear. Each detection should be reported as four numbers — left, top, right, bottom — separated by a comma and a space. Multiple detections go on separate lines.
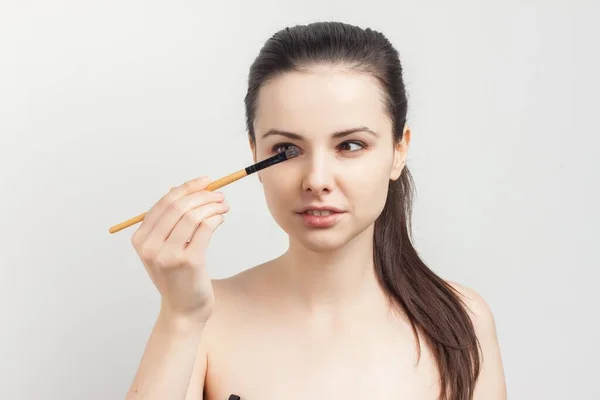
248, 134, 262, 183
390, 126, 411, 181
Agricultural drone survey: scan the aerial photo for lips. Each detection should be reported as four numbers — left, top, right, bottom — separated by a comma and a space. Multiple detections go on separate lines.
295, 206, 345, 228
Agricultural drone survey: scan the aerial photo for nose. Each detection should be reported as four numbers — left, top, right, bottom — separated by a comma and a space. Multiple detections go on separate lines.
301, 150, 333, 195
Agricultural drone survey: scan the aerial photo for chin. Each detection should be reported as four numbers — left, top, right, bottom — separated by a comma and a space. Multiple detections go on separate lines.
293, 231, 350, 253
286, 222, 374, 254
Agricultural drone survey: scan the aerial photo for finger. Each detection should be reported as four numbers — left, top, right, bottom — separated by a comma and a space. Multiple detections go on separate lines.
186, 213, 225, 256
134, 176, 211, 243
148, 189, 224, 244
145, 176, 212, 232
165, 201, 230, 245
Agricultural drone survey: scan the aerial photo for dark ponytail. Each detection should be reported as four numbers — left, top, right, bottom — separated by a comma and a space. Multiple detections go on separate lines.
245, 21, 481, 400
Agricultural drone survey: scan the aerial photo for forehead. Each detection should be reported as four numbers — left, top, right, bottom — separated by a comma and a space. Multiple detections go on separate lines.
254, 65, 391, 138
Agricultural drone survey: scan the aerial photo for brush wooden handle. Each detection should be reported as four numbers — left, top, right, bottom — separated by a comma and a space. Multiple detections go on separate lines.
205, 169, 247, 191
108, 212, 147, 234
108, 169, 248, 234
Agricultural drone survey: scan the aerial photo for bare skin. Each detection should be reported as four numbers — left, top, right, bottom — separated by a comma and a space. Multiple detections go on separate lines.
199, 264, 440, 400
193, 265, 505, 399
126, 66, 506, 400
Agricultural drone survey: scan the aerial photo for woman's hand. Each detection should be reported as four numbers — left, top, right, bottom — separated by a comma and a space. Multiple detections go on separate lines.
131, 176, 229, 322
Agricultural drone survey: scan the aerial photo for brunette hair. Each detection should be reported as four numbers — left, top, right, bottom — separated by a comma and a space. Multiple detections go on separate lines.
244, 21, 480, 400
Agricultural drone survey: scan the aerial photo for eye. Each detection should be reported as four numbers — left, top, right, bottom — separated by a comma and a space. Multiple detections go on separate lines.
338, 141, 366, 152
272, 142, 299, 154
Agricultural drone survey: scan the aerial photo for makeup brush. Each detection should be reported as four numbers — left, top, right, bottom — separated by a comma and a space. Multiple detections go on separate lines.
108, 147, 300, 234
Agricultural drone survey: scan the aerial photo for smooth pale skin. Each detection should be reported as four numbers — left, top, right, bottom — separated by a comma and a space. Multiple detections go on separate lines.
183, 66, 506, 399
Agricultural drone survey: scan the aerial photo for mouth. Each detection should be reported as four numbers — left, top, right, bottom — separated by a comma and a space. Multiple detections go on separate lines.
295, 206, 346, 228
296, 206, 345, 214
303, 209, 338, 216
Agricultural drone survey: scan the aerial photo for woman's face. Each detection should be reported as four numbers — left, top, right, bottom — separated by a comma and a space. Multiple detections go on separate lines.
251, 65, 410, 252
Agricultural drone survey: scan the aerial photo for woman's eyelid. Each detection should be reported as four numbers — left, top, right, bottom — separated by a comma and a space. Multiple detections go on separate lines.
270, 137, 368, 153
272, 142, 298, 150
340, 139, 368, 149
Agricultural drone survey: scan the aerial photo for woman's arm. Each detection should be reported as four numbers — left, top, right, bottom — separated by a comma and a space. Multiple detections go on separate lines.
124, 176, 230, 399
126, 310, 208, 400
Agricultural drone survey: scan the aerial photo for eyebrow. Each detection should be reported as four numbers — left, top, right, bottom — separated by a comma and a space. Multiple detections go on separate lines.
260, 126, 379, 140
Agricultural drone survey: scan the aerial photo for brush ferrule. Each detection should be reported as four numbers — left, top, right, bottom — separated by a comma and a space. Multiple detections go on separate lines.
245, 151, 287, 174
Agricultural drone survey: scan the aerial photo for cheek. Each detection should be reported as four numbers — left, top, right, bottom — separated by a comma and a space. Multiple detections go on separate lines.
342, 155, 392, 214
350, 177, 389, 213
259, 167, 298, 208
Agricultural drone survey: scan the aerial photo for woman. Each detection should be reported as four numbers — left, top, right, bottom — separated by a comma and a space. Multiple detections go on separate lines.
125, 22, 506, 400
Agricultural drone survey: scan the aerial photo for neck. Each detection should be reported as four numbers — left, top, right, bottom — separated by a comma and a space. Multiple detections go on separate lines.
277, 224, 388, 318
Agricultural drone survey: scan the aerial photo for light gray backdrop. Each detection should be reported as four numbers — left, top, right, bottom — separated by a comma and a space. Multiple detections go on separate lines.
1, 1, 598, 399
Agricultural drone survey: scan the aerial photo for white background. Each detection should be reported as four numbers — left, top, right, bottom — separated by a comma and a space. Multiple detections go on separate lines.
1, 1, 598, 399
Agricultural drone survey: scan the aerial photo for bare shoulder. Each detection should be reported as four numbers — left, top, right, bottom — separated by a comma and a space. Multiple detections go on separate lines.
211, 260, 276, 312
447, 281, 507, 400
447, 281, 497, 336
203, 260, 277, 337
